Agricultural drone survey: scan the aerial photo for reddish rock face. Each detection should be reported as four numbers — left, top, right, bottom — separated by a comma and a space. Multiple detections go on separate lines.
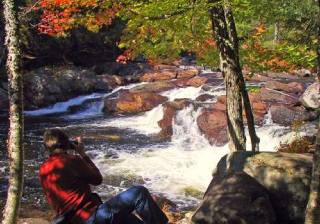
158, 99, 191, 139
174, 76, 208, 88
140, 70, 177, 82
215, 94, 268, 125
104, 91, 168, 114
265, 80, 305, 94
270, 104, 318, 126
259, 88, 299, 105
129, 81, 176, 93
176, 68, 199, 79
197, 109, 228, 146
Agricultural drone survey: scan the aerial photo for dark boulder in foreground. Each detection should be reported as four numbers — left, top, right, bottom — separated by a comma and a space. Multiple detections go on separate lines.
192, 171, 276, 224
210, 152, 313, 224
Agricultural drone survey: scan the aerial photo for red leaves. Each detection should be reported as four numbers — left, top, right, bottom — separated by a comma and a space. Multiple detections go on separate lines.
36, 0, 120, 36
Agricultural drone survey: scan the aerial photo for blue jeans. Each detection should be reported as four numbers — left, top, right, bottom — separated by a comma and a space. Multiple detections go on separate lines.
85, 186, 168, 224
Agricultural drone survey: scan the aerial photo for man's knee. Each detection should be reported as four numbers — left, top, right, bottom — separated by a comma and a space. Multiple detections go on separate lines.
130, 185, 149, 196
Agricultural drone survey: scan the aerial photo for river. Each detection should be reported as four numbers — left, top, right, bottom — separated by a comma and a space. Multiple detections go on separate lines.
0, 71, 297, 211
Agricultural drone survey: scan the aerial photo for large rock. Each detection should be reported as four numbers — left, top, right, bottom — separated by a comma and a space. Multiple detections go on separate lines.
265, 80, 305, 94
174, 76, 208, 88
214, 152, 313, 224
259, 87, 299, 105
23, 66, 112, 109
176, 68, 200, 79
214, 95, 268, 125
129, 81, 176, 93
299, 83, 320, 109
140, 69, 177, 82
158, 99, 192, 139
197, 109, 228, 146
192, 172, 276, 224
103, 91, 168, 114
270, 104, 318, 126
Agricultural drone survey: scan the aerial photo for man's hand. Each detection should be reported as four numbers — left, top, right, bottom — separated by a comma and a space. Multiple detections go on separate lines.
74, 137, 87, 158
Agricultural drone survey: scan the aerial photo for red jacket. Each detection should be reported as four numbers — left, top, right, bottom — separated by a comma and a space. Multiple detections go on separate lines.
39, 153, 103, 223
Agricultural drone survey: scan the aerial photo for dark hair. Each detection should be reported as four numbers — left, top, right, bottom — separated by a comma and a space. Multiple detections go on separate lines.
43, 129, 70, 152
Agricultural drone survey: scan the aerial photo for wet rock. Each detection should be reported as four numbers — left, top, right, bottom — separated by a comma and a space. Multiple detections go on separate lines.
97, 74, 124, 89
129, 81, 176, 93
176, 68, 200, 79
140, 69, 177, 82
153, 195, 184, 224
265, 80, 305, 94
196, 94, 215, 102
197, 109, 228, 146
270, 104, 318, 126
214, 152, 313, 224
193, 171, 276, 224
158, 99, 192, 139
174, 76, 208, 88
103, 91, 168, 114
299, 83, 320, 109
23, 66, 112, 109
214, 95, 268, 125
259, 87, 299, 105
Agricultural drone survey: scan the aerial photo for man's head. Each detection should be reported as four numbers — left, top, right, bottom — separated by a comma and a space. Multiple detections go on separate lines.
43, 129, 71, 153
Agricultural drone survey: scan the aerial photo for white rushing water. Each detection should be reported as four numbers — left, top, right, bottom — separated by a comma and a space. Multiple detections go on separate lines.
24, 78, 297, 208
24, 83, 146, 117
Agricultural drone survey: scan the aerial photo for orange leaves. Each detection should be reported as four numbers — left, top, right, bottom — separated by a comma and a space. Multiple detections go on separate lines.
36, 0, 119, 36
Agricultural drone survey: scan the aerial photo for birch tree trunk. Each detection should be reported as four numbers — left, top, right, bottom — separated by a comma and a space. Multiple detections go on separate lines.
1, 0, 24, 223
209, 0, 259, 152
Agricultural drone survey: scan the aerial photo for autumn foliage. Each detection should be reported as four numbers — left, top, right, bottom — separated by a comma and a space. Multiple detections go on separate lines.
36, 0, 120, 36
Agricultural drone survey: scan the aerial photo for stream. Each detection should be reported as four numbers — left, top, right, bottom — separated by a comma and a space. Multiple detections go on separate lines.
0, 71, 297, 211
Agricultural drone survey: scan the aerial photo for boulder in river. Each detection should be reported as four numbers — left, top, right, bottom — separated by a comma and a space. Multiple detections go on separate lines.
299, 83, 320, 109
265, 80, 305, 94
270, 104, 318, 126
259, 87, 299, 105
103, 91, 168, 114
173, 76, 208, 88
129, 81, 176, 93
23, 66, 112, 109
158, 99, 192, 139
213, 152, 313, 224
197, 108, 228, 146
192, 171, 277, 224
140, 69, 177, 82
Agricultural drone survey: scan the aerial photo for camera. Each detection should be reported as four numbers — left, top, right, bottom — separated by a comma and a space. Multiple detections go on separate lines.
69, 140, 79, 150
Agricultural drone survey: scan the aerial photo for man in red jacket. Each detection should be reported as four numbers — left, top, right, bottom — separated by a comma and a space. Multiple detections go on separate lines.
39, 129, 168, 224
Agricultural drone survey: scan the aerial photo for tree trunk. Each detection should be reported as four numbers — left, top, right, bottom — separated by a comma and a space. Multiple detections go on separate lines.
223, 3, 260, 152
1, 0, 24, 223
210, 4, 246, 152
210, 1, 259, 152
304, 121, 320, 224
304, 1, 320, 223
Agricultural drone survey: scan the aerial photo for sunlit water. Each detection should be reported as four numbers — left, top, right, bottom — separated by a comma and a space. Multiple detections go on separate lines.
4, 75, 298, 210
